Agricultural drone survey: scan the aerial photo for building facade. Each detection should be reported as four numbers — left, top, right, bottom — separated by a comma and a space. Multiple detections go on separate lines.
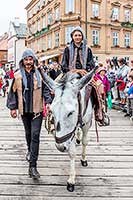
0, 33, 8, 67
26, 0, 133, 64
8, 18, 27, 68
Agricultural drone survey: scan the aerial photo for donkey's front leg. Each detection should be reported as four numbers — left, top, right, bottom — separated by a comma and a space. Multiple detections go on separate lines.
67, 141, 76, 192
81, 127, 88, 167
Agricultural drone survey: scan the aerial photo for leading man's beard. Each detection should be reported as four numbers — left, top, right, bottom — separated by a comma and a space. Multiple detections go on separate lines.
25, 64, 34, 69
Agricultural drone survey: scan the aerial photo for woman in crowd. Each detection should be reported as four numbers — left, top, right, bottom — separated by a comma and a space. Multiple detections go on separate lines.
94, 66, 111, 111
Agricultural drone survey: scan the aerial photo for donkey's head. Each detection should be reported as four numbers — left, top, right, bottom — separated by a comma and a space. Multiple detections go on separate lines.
51, 73, 80, 150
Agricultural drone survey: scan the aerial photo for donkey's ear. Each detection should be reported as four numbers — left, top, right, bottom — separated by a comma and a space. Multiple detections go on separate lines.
74, 66, 98, 90
38, 66, 57, 91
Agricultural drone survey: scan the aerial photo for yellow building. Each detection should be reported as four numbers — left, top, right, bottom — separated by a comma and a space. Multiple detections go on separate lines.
26, 0, 133, 64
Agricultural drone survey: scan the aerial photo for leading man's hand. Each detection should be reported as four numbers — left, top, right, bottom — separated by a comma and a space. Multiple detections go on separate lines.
46, 104, 51, 114
10, 110, 17, 118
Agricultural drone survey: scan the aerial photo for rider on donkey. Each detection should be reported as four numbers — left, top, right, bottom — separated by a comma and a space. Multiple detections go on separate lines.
61, 26, 105, 125
61, 26, 95, 75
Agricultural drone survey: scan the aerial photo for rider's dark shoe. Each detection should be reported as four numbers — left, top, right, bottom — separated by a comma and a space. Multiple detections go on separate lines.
26, 151, 30, 162
29, 167, 40, 179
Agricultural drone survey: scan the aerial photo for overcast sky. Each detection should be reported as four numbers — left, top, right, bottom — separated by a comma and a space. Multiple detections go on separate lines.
0, 0, 31, 35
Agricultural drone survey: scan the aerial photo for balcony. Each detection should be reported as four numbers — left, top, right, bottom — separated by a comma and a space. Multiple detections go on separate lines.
121, 22, 133, 28
91, 16, 101, 20
91, 44, 101, 48
112, 45, 120, 48
111, 19, 120, 23
34, 26, 50, 38
126, 45, 130, 49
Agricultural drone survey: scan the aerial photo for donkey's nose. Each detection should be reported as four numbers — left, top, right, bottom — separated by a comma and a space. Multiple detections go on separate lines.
56, 121, 61, 131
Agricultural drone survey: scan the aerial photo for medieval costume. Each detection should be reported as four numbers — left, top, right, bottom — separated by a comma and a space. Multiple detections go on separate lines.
61, 27, 95, 73
7, 49, 52, 179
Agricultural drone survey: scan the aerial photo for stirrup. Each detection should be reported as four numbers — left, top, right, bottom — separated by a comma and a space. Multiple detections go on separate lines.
96, 115, 110, 127
103, 114, 110, 126
97, 120, 105, 127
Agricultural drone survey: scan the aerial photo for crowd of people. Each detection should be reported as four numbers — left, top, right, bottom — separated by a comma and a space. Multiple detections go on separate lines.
39, 54, 133, 119
0, 66, 14, 97
1, 26, 132, 180
105, 57, 133, 118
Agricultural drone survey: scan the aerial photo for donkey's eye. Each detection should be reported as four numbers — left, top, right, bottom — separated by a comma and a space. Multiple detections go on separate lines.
67, 111, 74, 117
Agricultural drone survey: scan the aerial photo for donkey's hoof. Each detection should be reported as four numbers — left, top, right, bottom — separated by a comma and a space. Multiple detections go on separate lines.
76, 139, 80, 144
67, 182, 75, 192
81, 160, 88, 167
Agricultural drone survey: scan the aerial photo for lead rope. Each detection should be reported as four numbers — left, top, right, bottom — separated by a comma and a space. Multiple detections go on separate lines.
95, 120, 99, 142
45, 111, 54, 134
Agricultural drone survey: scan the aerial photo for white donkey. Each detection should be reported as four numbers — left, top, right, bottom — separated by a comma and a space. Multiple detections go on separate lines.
38, 66, 97, 192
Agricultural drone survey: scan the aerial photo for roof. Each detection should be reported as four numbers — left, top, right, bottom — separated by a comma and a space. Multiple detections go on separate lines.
0, 33, 8, 50
13, 22, 27, 38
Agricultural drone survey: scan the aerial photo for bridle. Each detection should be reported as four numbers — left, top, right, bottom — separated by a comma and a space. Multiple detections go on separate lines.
55, 92, 82, 144
55, 126, 77, 144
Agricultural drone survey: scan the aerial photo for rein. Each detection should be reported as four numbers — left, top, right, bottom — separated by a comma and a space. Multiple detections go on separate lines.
55, 126, 77, 144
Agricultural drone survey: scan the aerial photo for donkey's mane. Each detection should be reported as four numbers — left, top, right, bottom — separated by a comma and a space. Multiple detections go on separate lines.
57, 72, 80, 91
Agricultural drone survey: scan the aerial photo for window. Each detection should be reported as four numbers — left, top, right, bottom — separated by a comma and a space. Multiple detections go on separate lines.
40, 0, 46, 7
47, 11, 53, 25
125, 9, 130, 22
28, 26, 33, 35
65, 0, 74, 14
27, 11, 31, 19
33, 6, 36, 15
42, 37, 46, 50
124, 33, 130, 47
93, 56, 99, 64
112, 32, 119, 46
33, 23, 36, 34
35, 2, 40, 13
35, 40, 38, 52
37, 2, 40, 10
55, 32, 59, 47
37, 20, 41, 31
111, 7, 119, 20
92, 4, 99, 17
65, 26, 75, 44
55, 7, 60, 21
92, 30, 99, 45
39, 38, 43, 50
48, 34, 52, 48
37, 39, 40, 51
35, 21, 38, 33
42, 15, 46, 28
124, 57, 129, 65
